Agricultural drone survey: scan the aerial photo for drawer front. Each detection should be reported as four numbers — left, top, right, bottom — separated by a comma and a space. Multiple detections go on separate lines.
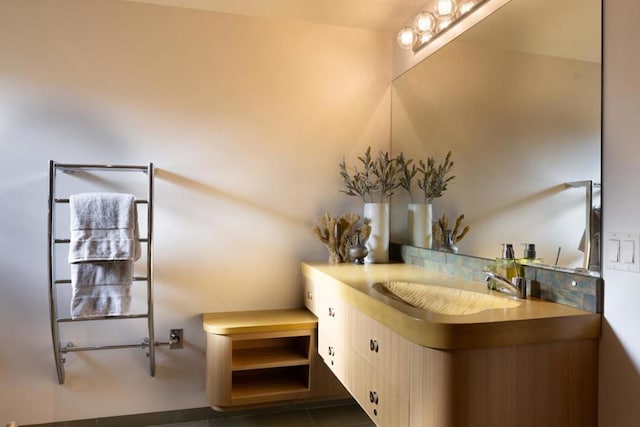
317, 287, 352, 388
351, 307, 410, 399
351, 352, 409, 427
302, 277, 318, 315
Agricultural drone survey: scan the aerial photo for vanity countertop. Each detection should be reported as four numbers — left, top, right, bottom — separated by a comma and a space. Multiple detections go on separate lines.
302, 262, 601, 350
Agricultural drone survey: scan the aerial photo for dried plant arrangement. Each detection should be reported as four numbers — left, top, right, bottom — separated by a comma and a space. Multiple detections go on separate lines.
397, 152, 417, 203
415, 151, 455, 204
311, 212, 371, 263
436, 213, 470, 246
339, 146, 403, 203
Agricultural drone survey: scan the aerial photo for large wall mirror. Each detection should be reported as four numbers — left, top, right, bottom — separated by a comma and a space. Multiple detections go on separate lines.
390, 0, 601, 273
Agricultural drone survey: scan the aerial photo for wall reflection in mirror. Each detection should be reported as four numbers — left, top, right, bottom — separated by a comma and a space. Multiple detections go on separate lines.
390, 0, 601, 273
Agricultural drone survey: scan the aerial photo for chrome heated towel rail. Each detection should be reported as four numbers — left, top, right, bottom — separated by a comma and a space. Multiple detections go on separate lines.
47, 161, 161, 385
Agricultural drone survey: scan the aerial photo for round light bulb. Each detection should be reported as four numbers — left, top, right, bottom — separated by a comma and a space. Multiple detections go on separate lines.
414, 12, 436, 33
459, 0, 475, 15
419, 31, 435, 44
438, 17, 454, 31
397, 27, 416, 49
437, 0, 457, 17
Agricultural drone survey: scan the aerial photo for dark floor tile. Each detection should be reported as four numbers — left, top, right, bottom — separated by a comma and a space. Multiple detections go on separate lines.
208, 410, 314, 427
24, 421, 96, 427
97, 408, 209, 427
148, 422, 209, 427
308, 403, 373, 427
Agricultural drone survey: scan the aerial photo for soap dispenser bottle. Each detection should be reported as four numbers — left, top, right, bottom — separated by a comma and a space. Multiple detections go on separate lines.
518, 243, 543, 265
489, 243, 523, 290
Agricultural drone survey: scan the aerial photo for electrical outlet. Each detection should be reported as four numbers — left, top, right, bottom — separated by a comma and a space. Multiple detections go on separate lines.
169, 329, 183, 349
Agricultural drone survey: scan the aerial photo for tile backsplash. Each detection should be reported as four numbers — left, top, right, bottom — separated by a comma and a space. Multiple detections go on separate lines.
390, 243, 603, 313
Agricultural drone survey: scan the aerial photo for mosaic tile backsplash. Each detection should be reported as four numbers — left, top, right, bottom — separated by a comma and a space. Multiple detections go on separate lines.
390, 243, 603, 313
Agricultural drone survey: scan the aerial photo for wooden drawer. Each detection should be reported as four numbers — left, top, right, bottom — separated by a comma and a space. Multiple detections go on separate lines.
351, 352, 409, 427
351, 307, 410, 399
302, 276, 318, 315
317, 288, 352, 388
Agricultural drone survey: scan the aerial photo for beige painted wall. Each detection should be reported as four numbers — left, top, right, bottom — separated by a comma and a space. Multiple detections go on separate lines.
0, 0, 391, 423
600, 0, 640, 425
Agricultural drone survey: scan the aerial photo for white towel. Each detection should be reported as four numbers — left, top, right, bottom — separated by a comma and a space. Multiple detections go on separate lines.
68, 192, 140, 319
70, 262, 133, 319
68, 192, 140, 263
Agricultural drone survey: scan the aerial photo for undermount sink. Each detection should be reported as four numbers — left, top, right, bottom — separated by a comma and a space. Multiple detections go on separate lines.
373, 281, 521, 315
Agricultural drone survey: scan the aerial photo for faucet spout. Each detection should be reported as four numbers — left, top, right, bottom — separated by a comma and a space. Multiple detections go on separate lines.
483, 269, 527, 299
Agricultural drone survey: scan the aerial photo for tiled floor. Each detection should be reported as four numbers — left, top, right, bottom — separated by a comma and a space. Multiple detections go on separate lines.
149, 402, 374, 427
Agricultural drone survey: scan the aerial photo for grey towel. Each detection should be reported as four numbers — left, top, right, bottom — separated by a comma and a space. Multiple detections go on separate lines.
70, 262, 133, 319
68, 192, 140, 263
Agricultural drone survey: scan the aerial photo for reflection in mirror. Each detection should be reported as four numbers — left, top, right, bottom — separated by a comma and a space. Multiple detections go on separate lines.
390, 0, 601, 273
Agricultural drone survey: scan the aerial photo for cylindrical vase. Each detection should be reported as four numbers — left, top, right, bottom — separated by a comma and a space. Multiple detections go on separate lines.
364, 202, 389, 263
407, 203, 433, 248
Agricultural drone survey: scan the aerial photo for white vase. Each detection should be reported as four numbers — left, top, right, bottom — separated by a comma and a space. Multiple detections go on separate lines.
363, 202, 389, 263
407, 203, 433, 248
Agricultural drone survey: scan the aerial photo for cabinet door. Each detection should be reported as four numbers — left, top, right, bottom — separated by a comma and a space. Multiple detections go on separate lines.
351, 352, 409, 427
351, 307, 410, 399
317, 283, 351, 388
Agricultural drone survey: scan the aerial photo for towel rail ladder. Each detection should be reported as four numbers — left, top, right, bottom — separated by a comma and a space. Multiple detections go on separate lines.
47, 160, 162, 385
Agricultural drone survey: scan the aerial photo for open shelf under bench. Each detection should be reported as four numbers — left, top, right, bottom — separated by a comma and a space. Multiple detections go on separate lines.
203, 309, 318, 409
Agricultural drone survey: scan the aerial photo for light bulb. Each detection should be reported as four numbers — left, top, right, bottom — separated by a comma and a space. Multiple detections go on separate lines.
419, 31, 435, 44
437, 0, 457, 17
438, 17, 454, 31
397, 27, 416, 49
414, 12, 436, 33
458, 0, 475, 15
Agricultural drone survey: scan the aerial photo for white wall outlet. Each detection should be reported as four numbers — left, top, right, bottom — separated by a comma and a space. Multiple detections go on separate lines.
606, 232, 640, 272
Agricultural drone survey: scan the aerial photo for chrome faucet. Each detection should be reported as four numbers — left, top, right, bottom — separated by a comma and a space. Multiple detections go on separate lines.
483, 269, 527, 299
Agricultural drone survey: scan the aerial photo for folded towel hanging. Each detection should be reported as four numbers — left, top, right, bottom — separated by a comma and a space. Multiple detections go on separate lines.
70, 261, 133, 319
68, 192, 140, 319
68, 192, 140, 263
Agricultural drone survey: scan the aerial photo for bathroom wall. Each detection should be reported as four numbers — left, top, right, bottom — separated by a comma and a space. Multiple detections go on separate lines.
599, 0, 640, 425
0, 0, 391, 424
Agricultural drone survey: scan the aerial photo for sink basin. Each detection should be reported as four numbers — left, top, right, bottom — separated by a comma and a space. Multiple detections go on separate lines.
373, 281, 521, 315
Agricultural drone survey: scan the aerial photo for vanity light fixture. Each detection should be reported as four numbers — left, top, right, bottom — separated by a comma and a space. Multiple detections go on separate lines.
397, 0, 512, 54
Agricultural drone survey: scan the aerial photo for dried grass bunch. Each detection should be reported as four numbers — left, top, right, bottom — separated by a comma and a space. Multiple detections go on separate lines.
311, 212, 372, 263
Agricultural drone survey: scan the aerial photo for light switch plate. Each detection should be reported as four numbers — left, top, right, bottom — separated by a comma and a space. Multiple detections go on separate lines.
606, 232, 640, 272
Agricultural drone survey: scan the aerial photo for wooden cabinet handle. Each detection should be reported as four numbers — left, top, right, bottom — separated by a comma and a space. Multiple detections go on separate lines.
370, 339, 379, 352
369, 390, 379, 404
328, 307, 335, 317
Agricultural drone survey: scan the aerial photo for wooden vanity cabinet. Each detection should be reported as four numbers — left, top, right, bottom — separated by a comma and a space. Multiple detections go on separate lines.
302, 263, 599, 427
308, 283, 597, 427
